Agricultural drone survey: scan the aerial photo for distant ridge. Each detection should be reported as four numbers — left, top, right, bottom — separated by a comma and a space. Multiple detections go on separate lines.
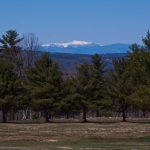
50, 52, 127, 73
41, 41, 130, 54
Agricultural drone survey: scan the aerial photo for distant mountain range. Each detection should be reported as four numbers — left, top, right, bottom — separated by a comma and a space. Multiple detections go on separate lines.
50, 52, 127, 73
41, 40, 130, 54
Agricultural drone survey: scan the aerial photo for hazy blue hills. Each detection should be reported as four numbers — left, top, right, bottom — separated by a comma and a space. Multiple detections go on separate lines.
50, 52, 127, 73
41, 41, 130, 54
37, 40, 129, 73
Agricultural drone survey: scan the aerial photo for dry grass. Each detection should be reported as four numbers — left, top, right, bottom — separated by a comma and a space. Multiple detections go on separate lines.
0, 118, 150, 150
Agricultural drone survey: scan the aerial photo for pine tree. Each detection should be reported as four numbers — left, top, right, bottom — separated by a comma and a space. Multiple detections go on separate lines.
59, 75, 78, 119
0, 30, 23, 58
0, 30, 23, 77
25, 53, 63, 122
74, 62, 92, 122
90, 54, 106, 116
128, 31, 150, 115
130, 85, 150, 117
143, 30, 150, 51
0, 60, 21, 123
108, 58, 134, 122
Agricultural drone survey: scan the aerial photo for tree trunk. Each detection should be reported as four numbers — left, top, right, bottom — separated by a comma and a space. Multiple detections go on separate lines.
83, 111, 87, 123
39, 112, 41, 118
122, 110, 127, 122
66, 112, 69, 119
2, 111, 7, 123
96, 110, 100, 117
16, 112, 19, 120
12, 111, 15, 121
143, 110, 146, 118
44, 111, 49, 123
22, 109, 28, 120
29, 108, 32, 120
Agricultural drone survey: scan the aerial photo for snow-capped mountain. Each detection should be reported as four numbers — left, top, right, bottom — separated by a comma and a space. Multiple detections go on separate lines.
42, 40, 92, 48
41, 40, 130, 54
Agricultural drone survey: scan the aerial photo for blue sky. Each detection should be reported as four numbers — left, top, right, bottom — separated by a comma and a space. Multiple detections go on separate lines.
0, 0, 150, 45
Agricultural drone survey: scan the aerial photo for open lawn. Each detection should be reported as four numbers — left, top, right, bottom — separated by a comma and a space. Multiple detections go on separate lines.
0, 118, 150, 150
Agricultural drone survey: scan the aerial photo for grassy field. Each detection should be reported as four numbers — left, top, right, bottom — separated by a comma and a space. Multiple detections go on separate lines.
0, 118, 150, 150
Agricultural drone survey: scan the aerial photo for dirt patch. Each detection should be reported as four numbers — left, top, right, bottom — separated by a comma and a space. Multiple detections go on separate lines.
59, 146, 73, 149
0, 146, 25, 149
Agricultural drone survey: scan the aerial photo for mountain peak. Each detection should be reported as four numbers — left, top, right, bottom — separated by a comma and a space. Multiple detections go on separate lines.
41, 42, 130, 54
42, 40, 92, 48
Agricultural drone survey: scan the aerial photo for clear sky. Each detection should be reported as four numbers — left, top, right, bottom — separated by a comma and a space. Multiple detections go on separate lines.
0, 0, 150, 45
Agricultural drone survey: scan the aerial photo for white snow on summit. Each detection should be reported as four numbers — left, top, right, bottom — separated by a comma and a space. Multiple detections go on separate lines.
42, 40, 92, 48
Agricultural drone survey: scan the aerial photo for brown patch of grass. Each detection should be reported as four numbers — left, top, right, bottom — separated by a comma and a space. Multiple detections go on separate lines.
0, 122, 150, 141
0, 119, 150, 149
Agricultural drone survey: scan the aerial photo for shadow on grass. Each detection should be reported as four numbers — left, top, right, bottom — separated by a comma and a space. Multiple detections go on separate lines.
7, 120, 43, 124
128, 121, 150, 124
5, 118, 150, 124
88, 120, 120, 124
6, 120, 121, 124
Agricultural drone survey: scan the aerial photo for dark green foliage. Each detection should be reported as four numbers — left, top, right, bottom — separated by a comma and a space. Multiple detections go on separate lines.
0, 29, 150, 123
60, 54, 107, 121
143, 30, 150, 50
58, 75, 78, 118
0, 60, 21, 122
108, 58, 134, 121
127, 31, 150, 114
0, 30, 23, 77
25, 53, 63, 122
50, 53, 126, 72
0, 30, 23, 58
0, 30, 22, 48
130, 85, 150, 113
74, 62, 92, 122
90, 54, 107, 113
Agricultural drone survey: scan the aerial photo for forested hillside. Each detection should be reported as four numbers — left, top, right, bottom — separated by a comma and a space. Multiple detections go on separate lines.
50, 52, 127, 72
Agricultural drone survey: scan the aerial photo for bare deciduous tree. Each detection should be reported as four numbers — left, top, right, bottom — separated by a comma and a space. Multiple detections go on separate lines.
21, 33, 41, 120
22, 33, 40, 69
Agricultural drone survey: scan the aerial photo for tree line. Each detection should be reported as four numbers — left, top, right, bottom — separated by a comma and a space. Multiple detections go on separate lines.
0, 30, 150, 123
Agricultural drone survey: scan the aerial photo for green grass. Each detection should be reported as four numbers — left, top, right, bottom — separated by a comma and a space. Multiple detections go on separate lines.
0, 119, 150, 150
1, 137, 150, 150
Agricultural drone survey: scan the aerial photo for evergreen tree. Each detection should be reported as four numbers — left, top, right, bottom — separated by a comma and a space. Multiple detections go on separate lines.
143, 30, 150, 51
108, 58, 134, 122
74, 62, 92, 122
0, 30, 23, 77
59, 75, 78, 119
0, 60, 21, 123
130, 85, 150, 117
90, 54, 106, 116
25, 53, 63, 122
0, 30, 23, 57
127, 31, 150, 115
